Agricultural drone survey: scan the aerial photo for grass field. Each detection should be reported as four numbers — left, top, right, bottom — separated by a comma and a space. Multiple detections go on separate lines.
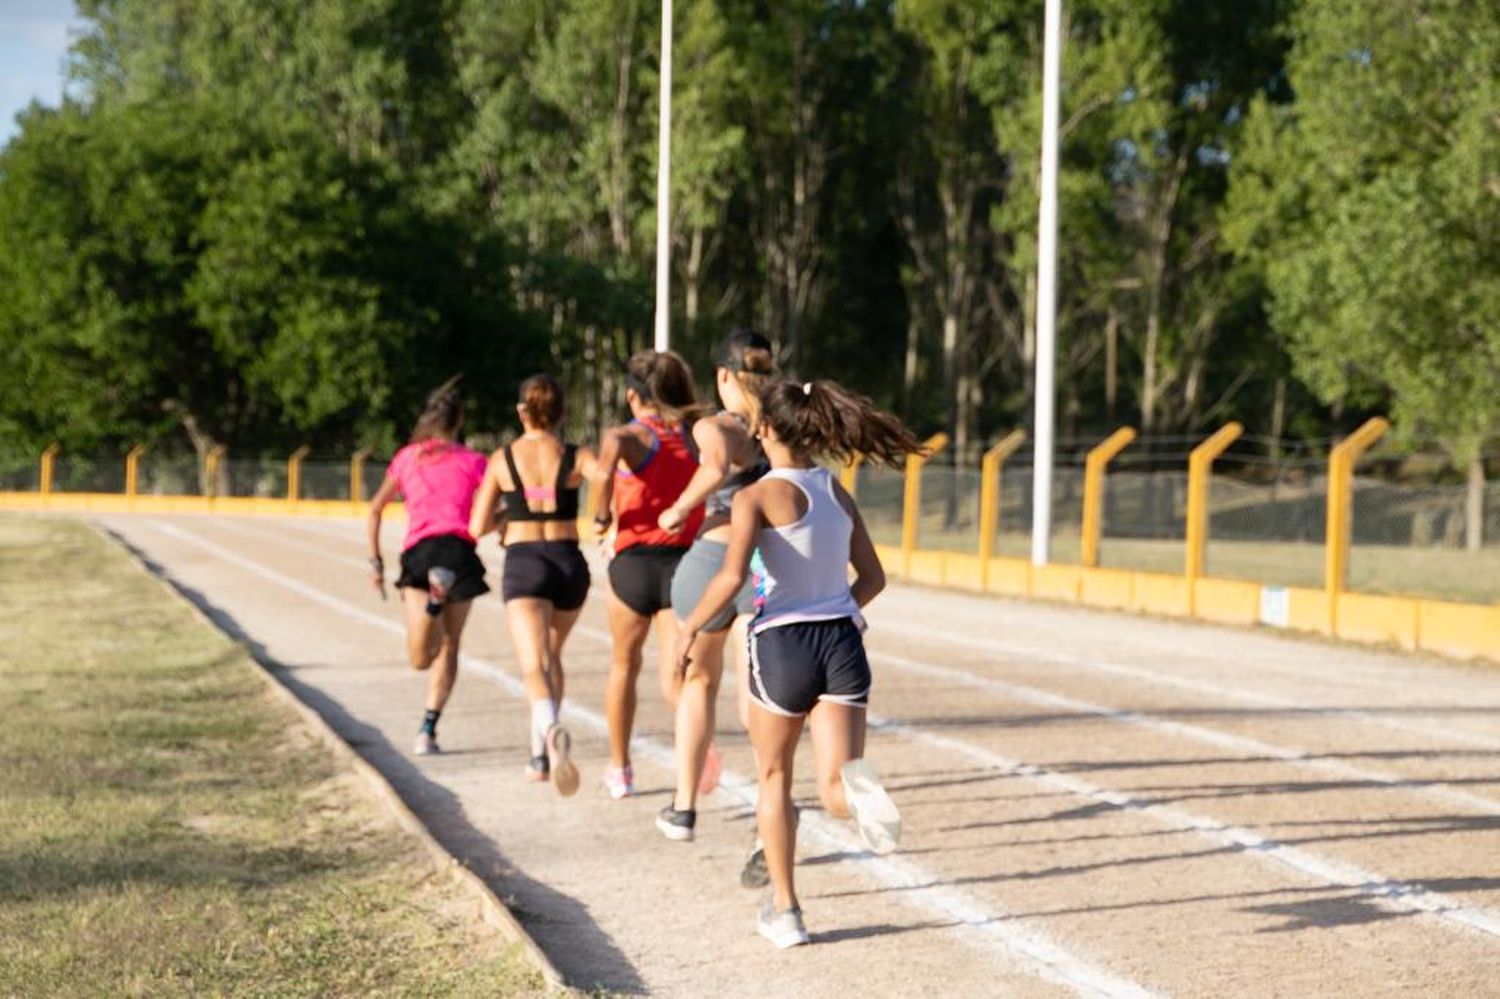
0, 516, 544, 997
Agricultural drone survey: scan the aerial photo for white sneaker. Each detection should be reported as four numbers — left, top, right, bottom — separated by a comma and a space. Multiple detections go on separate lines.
413, 731, 439, 756
756, 899, 810, 949
841, 758, 900, 855
602, 765, 634, 800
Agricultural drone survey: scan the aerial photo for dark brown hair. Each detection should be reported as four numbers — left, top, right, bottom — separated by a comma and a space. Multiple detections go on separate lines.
518, 373, 564, 430
624, 350, 702, 424
759, 379, 924, 467
714, 329, 775, 428
411, 375, 464, 444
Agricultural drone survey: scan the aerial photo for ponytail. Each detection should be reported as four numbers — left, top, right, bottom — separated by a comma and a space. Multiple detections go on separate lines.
758, 379, 924, 467
411, 374, 464, 444
624, 350, 705, 425
714, 329, 775, 429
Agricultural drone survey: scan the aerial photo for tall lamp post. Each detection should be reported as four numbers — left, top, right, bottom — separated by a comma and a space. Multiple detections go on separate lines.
1030, 0, 1062, 566
652, 0, 674, 352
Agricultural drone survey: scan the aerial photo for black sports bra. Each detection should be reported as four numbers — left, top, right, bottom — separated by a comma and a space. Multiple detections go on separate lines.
500, 442, 581, 522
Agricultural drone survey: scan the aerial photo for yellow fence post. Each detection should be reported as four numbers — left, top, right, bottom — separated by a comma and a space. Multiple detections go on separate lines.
287, 446, 310, 503
1324, 417, 1390, 633
124, 444, 146, 499
1080, 427, 1138, 568
978, 430, 1027, 590
1185, 422, 1244, 612
39, 444, 59, 495
204, 445, 227, 499
901, 433, 950, 580
839, 453, 865, 500
350, 450, 369, 503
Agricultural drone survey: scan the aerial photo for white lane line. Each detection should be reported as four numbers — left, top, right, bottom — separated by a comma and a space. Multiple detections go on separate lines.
141, 519, 1157, 999
245, 517, 1500, 813
188, 516, 1500, 943
869, 648, 1500, 817
871, 600, 1500, 752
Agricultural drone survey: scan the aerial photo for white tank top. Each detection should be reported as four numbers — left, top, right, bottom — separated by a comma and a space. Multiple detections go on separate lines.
749, 466, 863, 633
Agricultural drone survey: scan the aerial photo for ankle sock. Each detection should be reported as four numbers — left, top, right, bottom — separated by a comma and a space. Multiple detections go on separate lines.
420, 708, 441, 736
530, 699, 558, 757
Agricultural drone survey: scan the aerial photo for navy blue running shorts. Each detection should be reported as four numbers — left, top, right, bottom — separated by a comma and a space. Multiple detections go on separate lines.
747, 618, 871, 717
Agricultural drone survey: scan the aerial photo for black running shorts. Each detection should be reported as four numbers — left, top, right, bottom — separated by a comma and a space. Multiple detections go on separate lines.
396, 534, 490, 602
747, 618, 871, 717
502, 540, 591, 611
607, 544, 687, 617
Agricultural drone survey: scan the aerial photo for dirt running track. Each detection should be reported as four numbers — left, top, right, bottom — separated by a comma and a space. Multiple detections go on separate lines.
93, 513, 1500, 997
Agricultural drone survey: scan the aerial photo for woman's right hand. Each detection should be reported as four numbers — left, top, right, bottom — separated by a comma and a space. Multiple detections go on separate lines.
368, 556, 386, 601
657, 505, 686, 533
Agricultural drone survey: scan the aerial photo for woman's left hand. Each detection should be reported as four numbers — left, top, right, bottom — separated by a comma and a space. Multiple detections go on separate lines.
658, 505, 686, 533
672, 625, 697, 678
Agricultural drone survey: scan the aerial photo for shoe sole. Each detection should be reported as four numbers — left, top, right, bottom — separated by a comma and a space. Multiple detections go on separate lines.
756, 922, 810, 949
655, 815, 695, 842
841, 759, 900, 855
546, 726, 579, 797
413, 741, 439, 756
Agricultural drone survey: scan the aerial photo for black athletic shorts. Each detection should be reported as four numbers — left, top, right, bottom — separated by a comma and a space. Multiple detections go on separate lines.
396, 534, 490, 602
502, 540, 591, 611
608, 544, 687, 617
747, 618, 871, 717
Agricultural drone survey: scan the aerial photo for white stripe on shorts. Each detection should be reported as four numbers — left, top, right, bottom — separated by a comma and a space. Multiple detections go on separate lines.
747, 630, 801, 717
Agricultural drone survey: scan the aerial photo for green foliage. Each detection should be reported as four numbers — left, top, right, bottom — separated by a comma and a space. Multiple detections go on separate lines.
1226, 0, 1500, 456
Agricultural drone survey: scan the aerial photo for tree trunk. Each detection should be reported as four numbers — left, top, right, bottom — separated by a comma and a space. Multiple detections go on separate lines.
903, 313, 921, 420
1270, 377, 1287, 458
684, 225, 704, 331
1105, 307, 1119, 421
1467, 454, 1485, 552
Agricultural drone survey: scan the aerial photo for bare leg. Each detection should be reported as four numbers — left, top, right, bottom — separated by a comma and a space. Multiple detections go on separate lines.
730, 616, 751, 731
402, 588, 444, 669
546, 608, 581, 707
605, 593, 652, 769
506, 598, 556, 708
748, 704, 805, 912
673, 626, 728, 810
425, 599, 472, 713
654, 609, 683, 709
807, 700, 867, 819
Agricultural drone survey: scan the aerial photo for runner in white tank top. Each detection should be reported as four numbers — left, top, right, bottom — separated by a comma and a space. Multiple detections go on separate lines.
673, 377, 926, 949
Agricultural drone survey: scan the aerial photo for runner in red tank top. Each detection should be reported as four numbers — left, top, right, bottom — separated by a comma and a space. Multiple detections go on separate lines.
591, 350, 705, 799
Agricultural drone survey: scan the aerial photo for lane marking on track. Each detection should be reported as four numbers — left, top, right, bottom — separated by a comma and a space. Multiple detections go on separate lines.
870, 602, 1500, 752
142, 518, 1158, 999
189, 516, 1500, 943
868, 649, 1500, 816
262, 517, 1500, 813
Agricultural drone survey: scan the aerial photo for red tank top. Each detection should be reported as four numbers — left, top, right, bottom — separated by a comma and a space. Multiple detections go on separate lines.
613, 416, 704, 552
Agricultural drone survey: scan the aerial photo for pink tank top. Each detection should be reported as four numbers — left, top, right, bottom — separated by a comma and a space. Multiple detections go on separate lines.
386, 441, 488, 550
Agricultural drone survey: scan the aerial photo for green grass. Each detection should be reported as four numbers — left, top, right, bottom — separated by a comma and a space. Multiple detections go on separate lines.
0, 516, 546, 998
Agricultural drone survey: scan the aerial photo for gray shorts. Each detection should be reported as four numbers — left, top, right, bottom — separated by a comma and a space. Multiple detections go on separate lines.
671, 537, 755, 632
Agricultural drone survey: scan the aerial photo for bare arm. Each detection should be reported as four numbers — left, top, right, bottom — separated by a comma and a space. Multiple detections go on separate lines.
835, 480, 886, 608
366, 474, 402, 598
591, 426, 647, 536
673, 487, 762, 674
467, 455, 504, 541
659, 417, 733, 532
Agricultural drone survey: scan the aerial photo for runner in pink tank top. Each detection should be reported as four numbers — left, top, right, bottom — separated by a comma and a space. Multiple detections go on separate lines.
366, 377, 490, 756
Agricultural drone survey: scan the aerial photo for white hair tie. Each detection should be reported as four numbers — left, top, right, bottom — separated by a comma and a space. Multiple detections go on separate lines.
802, 382, 813, 396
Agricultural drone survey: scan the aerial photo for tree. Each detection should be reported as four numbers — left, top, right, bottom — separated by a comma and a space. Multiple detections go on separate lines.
1226, 0, 1500, 546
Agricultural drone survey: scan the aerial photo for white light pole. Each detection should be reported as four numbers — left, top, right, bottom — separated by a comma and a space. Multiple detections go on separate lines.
1030, 0, 1062, 566
652, 0, 674, 353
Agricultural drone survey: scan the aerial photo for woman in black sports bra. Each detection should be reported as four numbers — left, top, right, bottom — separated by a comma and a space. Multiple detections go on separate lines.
470, 374, 601, 796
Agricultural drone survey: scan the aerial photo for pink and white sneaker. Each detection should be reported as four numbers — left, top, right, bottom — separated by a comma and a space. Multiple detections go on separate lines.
698, 740, 723, 796
602, 764, 634, 800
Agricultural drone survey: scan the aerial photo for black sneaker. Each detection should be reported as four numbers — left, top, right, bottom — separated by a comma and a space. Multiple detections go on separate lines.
526, 754, 549, 782
740, 841, 768, 888
655, 805, 696, 842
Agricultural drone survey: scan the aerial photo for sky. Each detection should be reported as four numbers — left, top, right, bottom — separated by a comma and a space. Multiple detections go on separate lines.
0, 0, 82, 144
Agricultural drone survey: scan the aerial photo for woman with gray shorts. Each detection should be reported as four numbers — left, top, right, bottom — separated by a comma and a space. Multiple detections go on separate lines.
652, 330, 774, 844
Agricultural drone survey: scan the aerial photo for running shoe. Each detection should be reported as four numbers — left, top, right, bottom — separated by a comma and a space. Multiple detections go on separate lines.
602, 764, 634, 800
425, 567, 456, 616
840, 758, 900, 855
739, 806, 798, 889
413, 731, 440, 756
546, 724, 580, 798
756, 899, 810, 949
526, 754, 550, 782
697, 740, 723, 796
740, 841, 769, 889
655, 805, 696, 842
